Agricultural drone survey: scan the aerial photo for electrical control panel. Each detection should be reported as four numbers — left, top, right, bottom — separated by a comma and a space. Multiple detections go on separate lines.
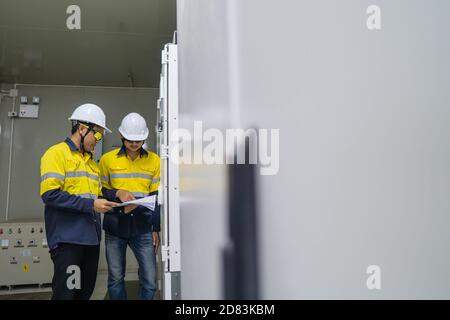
0, 220, 52, 288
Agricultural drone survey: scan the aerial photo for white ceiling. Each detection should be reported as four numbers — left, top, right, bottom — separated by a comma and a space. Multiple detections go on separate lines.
0, 0, 176, 87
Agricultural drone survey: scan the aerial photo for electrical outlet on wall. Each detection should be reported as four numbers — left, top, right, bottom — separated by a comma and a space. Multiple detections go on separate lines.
19, 104, 39, 118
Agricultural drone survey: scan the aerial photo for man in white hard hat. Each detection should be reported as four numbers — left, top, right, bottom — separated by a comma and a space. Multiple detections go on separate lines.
99, 112, 161, 300
40, 103, 118, 300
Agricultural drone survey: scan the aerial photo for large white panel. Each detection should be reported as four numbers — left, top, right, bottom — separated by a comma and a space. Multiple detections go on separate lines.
177, 0, 231, 299
178, 0, 450, 299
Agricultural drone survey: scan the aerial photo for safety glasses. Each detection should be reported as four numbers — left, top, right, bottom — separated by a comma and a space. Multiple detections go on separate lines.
123, 138, 144, 144
80, 123, 104, 141
93, 131, 104, 142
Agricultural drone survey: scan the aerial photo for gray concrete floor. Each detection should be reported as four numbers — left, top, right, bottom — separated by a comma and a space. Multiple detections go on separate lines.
0, 244, 163, 300
0, 270, 161, 300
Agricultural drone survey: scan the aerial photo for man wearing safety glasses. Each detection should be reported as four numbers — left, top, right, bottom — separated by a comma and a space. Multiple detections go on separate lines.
40, 103, 118, 300
99, 112, 161, 300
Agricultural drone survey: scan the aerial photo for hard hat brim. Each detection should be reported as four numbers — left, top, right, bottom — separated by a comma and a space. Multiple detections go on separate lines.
68, 117, 112, 133
118, 127, 149, 141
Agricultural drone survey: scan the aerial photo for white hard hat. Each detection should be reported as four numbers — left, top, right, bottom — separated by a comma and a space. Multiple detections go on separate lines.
118, 112, 149, 141
68, 103, 111, 133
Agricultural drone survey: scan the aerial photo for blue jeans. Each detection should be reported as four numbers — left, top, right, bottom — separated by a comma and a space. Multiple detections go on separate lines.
105, 232, 157, 300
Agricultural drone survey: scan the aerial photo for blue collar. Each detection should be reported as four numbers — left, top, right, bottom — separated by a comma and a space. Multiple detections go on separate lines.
65, 137, 93, 158
117, 145, 148, 158
65, 137, 79, 151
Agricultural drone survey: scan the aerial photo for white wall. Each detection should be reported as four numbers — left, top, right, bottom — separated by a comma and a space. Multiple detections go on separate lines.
0, 84, 159, 222
177, 0, 450, 299
0, 84, 160, 275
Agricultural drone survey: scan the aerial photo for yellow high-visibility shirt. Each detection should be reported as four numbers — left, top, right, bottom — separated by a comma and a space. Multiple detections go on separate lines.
40, 138, 103, 249
99, 146, 160, 198
40, 139, 102, 199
